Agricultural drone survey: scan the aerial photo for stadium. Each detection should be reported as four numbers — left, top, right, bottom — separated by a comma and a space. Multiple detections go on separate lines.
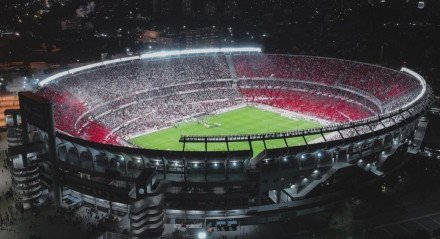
6, 47, 433, 238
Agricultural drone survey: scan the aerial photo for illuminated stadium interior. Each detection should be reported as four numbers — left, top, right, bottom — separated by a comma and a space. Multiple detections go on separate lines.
36, 47, 427, 153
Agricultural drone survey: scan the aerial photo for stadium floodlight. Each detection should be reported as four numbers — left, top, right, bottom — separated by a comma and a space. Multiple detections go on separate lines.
197, 232, 207, 239
220, 47, 261, 53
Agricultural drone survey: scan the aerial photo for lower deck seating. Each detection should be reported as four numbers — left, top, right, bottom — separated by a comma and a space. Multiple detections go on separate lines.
37, 85, 119, 145
239, 88, 374, 122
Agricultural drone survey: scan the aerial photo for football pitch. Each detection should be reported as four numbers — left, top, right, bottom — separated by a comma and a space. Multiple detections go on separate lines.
129, 106, 322, 154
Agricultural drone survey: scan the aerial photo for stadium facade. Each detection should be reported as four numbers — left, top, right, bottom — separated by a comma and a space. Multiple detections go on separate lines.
5, 48, 433, 238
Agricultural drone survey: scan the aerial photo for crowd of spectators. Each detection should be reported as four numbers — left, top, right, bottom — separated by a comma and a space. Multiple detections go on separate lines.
58, 55, 231, 108
239, 88, 372, 122
37, 53, 423, 143
340, 63, 421, 100
233, 54, 421, 101
101, 87, 239, 137
37, 84, 119, 145
237, 78, 382, 114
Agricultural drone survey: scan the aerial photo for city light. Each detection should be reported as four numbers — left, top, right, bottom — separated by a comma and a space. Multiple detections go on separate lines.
2, 1, 437, 238
197, 231, 207, 239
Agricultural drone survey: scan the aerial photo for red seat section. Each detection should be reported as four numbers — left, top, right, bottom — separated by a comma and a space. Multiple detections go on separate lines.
239, 88, 373, 122
233, 55, 347, 84
341, 63, 419, 101
233, 55, 420, 101
37, 85, 120, 145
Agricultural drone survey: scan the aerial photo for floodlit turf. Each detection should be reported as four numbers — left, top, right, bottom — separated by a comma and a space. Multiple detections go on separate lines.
129, 106, 322, 154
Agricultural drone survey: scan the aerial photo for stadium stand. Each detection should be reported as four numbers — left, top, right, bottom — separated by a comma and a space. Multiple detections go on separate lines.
37, 84, 119, 144
36, 53, 423, 144
239, 88, 373, 122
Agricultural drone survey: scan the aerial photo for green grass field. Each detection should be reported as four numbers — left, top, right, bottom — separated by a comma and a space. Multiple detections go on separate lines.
129, 106, 322, 154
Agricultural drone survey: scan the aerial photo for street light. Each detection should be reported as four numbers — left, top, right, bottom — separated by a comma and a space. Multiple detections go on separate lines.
198, 232, 207, 239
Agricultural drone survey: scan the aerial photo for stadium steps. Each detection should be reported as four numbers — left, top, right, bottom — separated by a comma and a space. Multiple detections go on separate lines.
226, 55, 238, 79
369, 166, 385, 177
286, 162, 351, 199
408, 117, 428, 154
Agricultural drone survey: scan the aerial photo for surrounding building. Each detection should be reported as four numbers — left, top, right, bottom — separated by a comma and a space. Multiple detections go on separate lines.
179, 27, 220, 48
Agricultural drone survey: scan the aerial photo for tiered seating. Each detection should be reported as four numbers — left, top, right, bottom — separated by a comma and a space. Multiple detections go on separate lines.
58, 55, 231, 108
96, 83, 240, 137
240, 88, 373, 122
233, 55, 310, 81
37, 85, 119, 145
233, 55, 348, 84
233, 55, 421, 101
36, 53, 422, 143
340, 63, 420, 100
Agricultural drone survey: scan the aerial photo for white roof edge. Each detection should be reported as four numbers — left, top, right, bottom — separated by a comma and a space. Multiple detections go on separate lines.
399, 67, 428, 110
